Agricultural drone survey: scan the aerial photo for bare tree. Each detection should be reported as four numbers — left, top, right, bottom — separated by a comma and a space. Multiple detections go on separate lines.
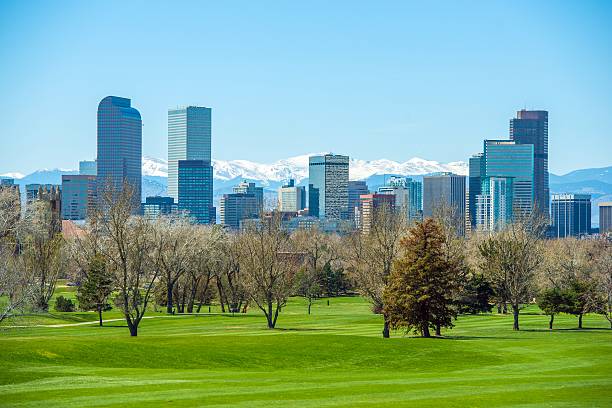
186, 225, 222, 313
477, 215, 546, 330
95, 184, 160, 336
589, 239, 612, 328
216, 233, 248, 313
344, 204, 408, 338
238, 214, 298, 328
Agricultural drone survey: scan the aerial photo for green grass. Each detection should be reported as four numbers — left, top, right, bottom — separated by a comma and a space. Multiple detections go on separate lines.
1, 296, 611, 407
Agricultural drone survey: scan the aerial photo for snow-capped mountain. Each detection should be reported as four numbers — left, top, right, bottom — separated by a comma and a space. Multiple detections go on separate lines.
142, 154, 468, 182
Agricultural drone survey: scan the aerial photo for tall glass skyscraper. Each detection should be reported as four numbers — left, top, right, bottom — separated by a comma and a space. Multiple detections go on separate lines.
308, 154, 349, 220
423, 172, 466, 235
551, 193, 591, 238
97, 96, 142, 211
168, 106, 212, 200
476, 176, 513, 232
510, 110, 549, 216
468, 153, 483, 229
483, 140, 534, 216
178, 160, 215, 224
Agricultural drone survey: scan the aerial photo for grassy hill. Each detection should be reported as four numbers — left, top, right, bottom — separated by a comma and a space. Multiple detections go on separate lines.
1, 296, 611, 407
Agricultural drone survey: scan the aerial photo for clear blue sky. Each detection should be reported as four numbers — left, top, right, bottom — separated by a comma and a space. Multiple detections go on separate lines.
1, 0, 610, 175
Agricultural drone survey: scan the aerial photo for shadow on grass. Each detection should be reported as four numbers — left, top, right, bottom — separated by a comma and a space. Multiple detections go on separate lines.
522, 327, 612, 332
275, 327, 331, 332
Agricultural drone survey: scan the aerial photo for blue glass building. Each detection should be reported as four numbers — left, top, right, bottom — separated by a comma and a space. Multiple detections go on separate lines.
61, 175, 97, 220
178, 160, 215, 224
168, 106, 212, 200
483, 140, 534, 216
551, 193, 591, 238
476, 176, 513, 232
142, 196, 178, 219
308, 154, 349, 220
97, 96, 142, 211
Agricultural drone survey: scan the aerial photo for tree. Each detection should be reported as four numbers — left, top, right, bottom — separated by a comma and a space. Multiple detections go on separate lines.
537, 288, 570, 330
76, 254, 114, 326
294, 266, 322, 315
216, 232, 248, 313
564, 278, 599, 329
477, 216, 545, 330
345, 204, 408, 338
54, 295, 75, 312
19, 200, 66, 311
238, 215, 298, 328
591, 239, 612, 328
383, 219, 460, 337
95, 184, 160, 336
456, 272, 494, 314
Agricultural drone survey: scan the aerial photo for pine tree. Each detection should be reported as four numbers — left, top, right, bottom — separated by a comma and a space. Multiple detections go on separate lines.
383, 219, 459, 337
76, 254, 114, 326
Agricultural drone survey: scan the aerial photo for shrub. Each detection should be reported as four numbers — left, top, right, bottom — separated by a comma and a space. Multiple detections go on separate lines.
54, 295, 75, 312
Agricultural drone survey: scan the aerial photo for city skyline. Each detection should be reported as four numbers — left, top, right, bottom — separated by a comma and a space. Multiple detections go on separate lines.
1, 1, 612, 175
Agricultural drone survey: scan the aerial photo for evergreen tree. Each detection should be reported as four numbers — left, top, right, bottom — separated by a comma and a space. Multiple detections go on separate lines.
76, 254, 114, 326
383, 219, 459, 337
537, 288, 571, 330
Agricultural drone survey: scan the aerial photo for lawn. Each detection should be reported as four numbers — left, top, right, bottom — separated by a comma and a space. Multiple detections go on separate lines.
1, 296, 611, 407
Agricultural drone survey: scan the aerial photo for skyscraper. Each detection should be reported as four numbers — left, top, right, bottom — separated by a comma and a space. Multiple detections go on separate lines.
348, 180, 369, 218
308, 154, 349, 220
278, 179, 306, 212
377, 177, 422, 223
510, 110, 549, 216
168, 106, 212, 200
61, 175, 97, 221
178, 160, 214, 224
233, 181, 264, 213
599, 202, 612, 234
142, 196, 178, 219
551, 193, 591, 238
468, 153, 483, 229
483, 140, 534, 216
423, 172, 466, 235
219, 193, 259, 229
475, 176, 513, 232
358, 193, 395, 234
97, 96, 142, 211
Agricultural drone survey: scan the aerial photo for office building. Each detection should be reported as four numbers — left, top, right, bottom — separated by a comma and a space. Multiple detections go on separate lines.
423, 173, 466, 234
483, 140, 534, 216
168, 106, 212, 200
475, 176, 513, 232
79, 160, 97, 176
358, 193, 395, 234
219, 193, 259, 229
142, 196, 178, 219
309, 154, 349, 220
177, 160, 214, 224
510, 110, 549, 215
97, 96, 142, 211
378, 177, 422, 223
348, 180, 369, 217
233, 181, 264, 213
278, 179, 306, 212
551, 194, 591, 238
599, 202, 612, 234
468, 153, 483, 229
25, 184, 62, 233
26, 184, 61, 204
61, 175, 97, 221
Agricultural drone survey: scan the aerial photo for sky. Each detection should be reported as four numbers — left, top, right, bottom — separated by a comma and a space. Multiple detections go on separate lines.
0, 0, 611, 175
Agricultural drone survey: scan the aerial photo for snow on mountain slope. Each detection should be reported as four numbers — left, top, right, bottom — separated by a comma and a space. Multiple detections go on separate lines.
142, 154, 468, 182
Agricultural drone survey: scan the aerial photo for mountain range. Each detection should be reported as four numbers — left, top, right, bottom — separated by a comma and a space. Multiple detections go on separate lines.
2, 155, 610, 226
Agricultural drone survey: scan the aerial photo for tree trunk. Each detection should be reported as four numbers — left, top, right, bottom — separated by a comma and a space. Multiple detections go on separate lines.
549, 314, 554, 330
497, 304, 502, 314
127, 318, 138, 337
382, 316, 390, 338
98, 305, 103, 327
503, 303, 508, 314
578, 314, 583, 329
308, 298, 312, 315
435, 323, 441, 336
421, 323, 431, 338
512, 305, 520, 331
166, 281, 173, 314
267, 300, 274, 329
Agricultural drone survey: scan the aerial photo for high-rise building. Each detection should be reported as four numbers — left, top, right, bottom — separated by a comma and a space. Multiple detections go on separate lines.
308, 154, 349, 220
97, 96, 142, 211
142, 196, 178, 219
378, 177, 422, 223
219, 193, 259, 229
168, 106, 212, 200
177, 160, 214, 224
510, 110, 549, 216
26, 184, 61, 204
475, 176, 513, 232
423, 173, 466, 235
348, 181, 369, 218
278, 179, 306, 212
233, 181, 264, 213
551, 193, 591, 238
468, 153, 483, 229
483, 140, 534, 216
61, 175, 97, 221
79, 160, 97, 176
599, 202, 612, 234
358, 193, 395, 234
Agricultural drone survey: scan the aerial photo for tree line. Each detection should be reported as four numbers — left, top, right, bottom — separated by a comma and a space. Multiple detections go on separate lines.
0, 185, 610, 337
